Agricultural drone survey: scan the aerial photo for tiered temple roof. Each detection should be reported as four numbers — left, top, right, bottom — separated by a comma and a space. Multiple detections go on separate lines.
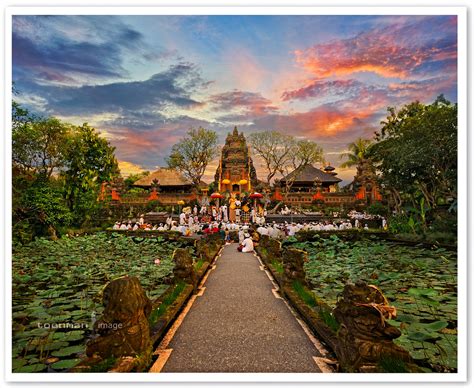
280, 164, 342, 184
134, 168, 193, 188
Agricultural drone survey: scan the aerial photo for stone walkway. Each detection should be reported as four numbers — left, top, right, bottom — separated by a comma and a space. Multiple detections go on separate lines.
154, 243, 326, 373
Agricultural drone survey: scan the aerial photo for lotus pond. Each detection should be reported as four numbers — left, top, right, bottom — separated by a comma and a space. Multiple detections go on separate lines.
12, 232, 190, 373
285, 234, 457, 372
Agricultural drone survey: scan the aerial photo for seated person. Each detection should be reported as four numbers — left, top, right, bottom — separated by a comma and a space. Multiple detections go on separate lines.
237, 233, 254, 253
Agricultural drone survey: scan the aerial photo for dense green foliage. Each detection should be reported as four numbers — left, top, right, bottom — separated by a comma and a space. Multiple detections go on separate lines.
12, 100, 119, 242
287, 235, 457, 372
12, 233, 190, 372
369, 96, 457, 235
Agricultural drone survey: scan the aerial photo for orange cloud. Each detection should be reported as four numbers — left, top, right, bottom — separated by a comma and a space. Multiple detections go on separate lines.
293, 17, 457, 79
118, 160, 146, 177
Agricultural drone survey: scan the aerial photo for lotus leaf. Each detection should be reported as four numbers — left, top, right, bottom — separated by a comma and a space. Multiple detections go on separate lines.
50, 358, 82, 370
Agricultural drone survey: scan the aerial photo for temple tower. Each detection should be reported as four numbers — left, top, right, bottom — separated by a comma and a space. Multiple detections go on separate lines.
214, 127, 258, 194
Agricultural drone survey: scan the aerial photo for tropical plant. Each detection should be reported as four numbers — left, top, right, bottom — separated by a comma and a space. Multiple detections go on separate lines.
339, 138, 372, 168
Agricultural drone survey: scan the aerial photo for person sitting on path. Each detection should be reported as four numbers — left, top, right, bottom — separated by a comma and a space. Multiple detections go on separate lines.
238, 233, 254, 253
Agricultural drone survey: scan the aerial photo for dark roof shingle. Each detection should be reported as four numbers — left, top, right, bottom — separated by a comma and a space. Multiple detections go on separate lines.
280, 164, 342, 184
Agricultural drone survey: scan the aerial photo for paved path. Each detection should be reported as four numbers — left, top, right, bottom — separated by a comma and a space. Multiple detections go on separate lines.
156, 244, 325, 373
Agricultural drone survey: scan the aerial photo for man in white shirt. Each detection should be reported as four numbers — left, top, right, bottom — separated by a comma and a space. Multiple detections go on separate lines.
179, 211, 186, 225
240, 233, 254, 253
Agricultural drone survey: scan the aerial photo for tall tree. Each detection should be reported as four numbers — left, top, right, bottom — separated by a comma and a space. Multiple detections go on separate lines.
62, 123, 119, 212
13, 116, 69, 178
291, 139, 325, 169
166, 127, 218, 188
339, 138, 372, 168
369, 96, 457, 211
279, 139, 325, 200
248, 130, 295, 184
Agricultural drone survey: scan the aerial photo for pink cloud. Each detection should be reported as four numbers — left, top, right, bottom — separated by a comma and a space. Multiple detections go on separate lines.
293, 17, 457, 79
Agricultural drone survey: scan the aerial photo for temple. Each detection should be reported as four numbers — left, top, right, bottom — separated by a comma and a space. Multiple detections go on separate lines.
214, 127, 258, 194
100, 126, 382, 209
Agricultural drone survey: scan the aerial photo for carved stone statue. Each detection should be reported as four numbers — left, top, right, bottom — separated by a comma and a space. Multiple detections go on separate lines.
172, 248, 197, 288
333, 280, 413, 371
86, 276, 152, 359
282, 248, 308, 286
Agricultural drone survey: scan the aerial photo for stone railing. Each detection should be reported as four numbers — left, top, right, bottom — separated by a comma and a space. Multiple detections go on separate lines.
256, 235, 418, 373
76, 233, 224, 373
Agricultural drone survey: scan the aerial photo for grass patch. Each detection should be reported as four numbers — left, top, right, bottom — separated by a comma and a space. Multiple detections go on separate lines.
149, 281, 186, 326
88, 356, 117, 372
292, 280, 340, 332
378, 355, 409, 373
194, 259, 204, 271
292, 280, 316, 307
271, 260, 284, 274
318, 306, 340, 332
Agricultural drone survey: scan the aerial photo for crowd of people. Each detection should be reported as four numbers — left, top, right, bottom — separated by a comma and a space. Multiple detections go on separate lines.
112, 203, 388, 253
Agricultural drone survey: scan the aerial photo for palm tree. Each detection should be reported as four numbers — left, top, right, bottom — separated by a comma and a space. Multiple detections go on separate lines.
339, 138, 372, 168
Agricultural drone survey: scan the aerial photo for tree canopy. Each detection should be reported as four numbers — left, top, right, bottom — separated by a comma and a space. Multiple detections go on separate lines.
249, 131, 324, 185
166, 127, 218, 188
369, 96, 457, 211
339, 138, 372, 169
12, 100, 119, 241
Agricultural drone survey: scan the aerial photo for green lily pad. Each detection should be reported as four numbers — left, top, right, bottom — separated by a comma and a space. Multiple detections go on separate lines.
42, 341, 69, 351
51, 345, 85, 357
12, 358, 28, 369
407, 331, 439, 342
14, 363, 47, 373
50, 358, 82, 370
424, 321, 449, 331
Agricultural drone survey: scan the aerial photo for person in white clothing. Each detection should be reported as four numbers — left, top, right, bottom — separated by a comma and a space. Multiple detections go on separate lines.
238, 229, 245, 244
221, 205, 228, 222
239, 233, 254, 253
179, 212, 186, 225
257, 225, 268, 236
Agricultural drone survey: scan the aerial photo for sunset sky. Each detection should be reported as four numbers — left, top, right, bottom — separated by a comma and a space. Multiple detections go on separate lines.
12, 15, 457, 184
